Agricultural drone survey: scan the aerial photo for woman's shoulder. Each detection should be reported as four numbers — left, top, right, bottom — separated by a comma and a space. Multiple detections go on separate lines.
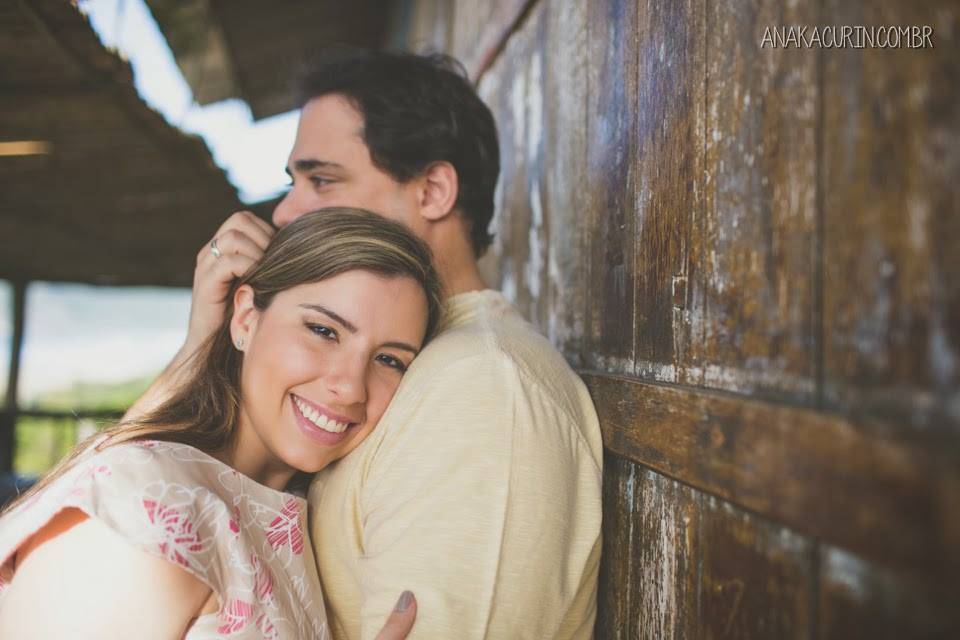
0, 439, 325, 637
0, 441, 232, 579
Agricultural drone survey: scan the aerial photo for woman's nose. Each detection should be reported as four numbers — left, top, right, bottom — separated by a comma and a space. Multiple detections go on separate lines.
325, 355, 367, 406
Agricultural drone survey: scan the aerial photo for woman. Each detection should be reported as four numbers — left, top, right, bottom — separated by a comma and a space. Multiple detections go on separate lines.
0, 208, 443, 639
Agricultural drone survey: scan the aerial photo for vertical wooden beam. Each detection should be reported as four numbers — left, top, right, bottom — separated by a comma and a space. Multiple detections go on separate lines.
1, 281, 26, 472
632, 0, 706, 385
583, 0, 639, 375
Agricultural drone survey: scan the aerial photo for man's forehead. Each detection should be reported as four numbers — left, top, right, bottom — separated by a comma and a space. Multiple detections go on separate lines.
299, 94, 365, 135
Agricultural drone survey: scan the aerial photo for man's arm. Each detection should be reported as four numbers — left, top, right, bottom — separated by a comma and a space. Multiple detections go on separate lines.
122, 211, 274, 422
357, 354, 603, 639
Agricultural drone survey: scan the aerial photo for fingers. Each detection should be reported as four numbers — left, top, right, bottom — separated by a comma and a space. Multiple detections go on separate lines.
217, 253, 258, 280
205, 229, 265, 264
214, 210, 274, 251
373, 591, 417, 640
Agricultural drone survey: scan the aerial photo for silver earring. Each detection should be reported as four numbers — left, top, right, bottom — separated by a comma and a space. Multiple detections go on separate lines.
235, 337, 244, 349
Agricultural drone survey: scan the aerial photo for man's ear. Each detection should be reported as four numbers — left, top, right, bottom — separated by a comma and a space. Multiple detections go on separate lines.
418, 161, 459, 222
230, 284, 260, 350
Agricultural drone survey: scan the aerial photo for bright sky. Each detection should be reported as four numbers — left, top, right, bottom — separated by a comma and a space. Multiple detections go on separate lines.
78, 0, 299, 204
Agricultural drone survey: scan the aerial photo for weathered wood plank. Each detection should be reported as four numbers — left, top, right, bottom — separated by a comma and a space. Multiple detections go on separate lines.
634, 467, 700, 640
697, 0, 819, 401
449, 0, 533, 80
596, 456, 701, 639
818, 545, 960, 639
583, 372, 960, 580
540, 0, 589, 365
632, 0, 706, 386
476, 0, 547, 328
583, 0, 638, 374
699, 495, 814, 639
596, 454, 640, 639
821, 0, 960, 428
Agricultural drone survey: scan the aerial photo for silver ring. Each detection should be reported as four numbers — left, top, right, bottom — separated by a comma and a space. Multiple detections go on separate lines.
210, 237, 222, 260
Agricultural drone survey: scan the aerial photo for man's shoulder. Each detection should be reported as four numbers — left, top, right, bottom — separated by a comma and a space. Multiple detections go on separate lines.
394, 297, 601, 457
413, 302, 577, 392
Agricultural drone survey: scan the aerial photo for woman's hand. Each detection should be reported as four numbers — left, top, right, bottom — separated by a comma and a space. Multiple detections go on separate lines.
374, 591, 418, 639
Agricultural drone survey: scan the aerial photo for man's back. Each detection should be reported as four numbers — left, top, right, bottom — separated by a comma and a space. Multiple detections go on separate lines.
309, 289, 603, 639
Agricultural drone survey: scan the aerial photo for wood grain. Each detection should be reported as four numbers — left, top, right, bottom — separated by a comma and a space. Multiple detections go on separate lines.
583, 0, 639, 374
634, 467, 700, 639
818, 545, 960, 639
821, 0, 960, 427
632, 0, 707, 386
540, 0, 590, 365
698, 0, 819, 402
475, 0, 547, 329
699, 495, 814, 639
596, 454, 641, 639
583, 372, 960, 581
449, 0, 534, 80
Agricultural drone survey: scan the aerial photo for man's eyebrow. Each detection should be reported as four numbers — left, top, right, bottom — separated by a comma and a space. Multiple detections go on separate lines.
299, 304, 357, 333
291, 158, 344, 173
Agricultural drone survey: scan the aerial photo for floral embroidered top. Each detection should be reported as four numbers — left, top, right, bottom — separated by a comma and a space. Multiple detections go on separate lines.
0, 440, 329, 639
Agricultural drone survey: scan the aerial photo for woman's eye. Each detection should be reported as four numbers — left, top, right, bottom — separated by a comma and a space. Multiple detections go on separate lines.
376, 354, 408, 373
306, 323, 337, 340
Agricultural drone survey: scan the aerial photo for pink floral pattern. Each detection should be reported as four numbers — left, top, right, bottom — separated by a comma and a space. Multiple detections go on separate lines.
252, 553, 275, 603
228, 508, 241, 535
0, 441, 329, 639
257, 612, 279, 639
266, 498, 304, 555
217, 598, 255, 634
142, 499, 205, 568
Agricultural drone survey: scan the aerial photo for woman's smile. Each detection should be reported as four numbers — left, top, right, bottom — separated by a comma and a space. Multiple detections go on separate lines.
290, 392, 360, 445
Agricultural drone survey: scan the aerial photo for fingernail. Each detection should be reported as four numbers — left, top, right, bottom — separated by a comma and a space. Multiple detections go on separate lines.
394, 590, 413, 612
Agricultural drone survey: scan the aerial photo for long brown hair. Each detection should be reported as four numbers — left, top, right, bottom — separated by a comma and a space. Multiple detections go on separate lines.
5, 208, 442, 510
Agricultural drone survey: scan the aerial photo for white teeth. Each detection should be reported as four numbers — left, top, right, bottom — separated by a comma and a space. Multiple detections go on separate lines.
293, 396, 349, 433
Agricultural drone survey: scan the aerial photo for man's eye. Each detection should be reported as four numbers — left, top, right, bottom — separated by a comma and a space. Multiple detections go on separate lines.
309, 176, 332, 188
376, 354, 408, 373
306, 323, 337, 340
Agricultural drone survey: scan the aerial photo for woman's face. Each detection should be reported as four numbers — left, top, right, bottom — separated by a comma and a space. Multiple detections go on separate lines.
231, 269, 429, 481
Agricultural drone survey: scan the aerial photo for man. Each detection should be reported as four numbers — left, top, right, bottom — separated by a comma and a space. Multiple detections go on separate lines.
132, 50, 602, 639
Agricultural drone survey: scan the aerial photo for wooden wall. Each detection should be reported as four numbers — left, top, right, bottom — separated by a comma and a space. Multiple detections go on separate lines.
398, 0, 960, 636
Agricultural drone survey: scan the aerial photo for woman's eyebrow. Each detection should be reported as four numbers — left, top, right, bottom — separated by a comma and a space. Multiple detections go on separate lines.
299, 304, 356, 332
299, 304, 419, 354
382, 341, 419, 356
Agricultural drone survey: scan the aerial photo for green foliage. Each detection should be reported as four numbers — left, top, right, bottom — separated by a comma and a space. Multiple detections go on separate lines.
20, 375, 154, 412
14, 375, 156, 477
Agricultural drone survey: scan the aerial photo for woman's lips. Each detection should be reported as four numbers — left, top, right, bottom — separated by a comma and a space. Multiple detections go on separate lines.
290, 394, 356, 445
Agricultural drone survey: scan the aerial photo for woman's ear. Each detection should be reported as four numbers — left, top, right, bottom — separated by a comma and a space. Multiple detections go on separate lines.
230, 285, 260, 351
418, 161, 459, 222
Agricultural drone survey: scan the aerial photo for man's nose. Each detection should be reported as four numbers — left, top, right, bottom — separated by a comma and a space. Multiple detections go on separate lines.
272, 189, 302, 228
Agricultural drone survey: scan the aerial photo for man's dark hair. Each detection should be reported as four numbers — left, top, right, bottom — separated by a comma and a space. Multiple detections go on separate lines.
298, 48, 500, 257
